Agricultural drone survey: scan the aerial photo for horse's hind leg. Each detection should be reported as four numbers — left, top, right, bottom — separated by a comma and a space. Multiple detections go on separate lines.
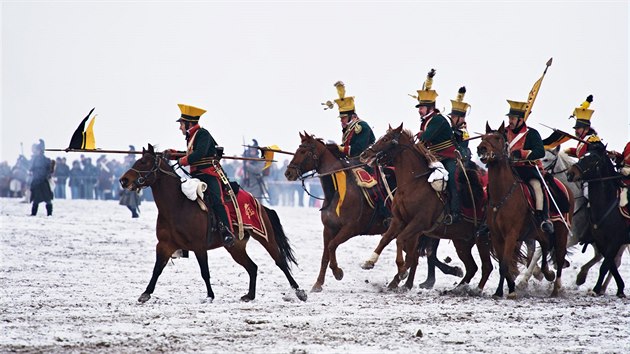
452, 239, 478, 287
550, 225, 568, 297
227, 244, 258, 302
576, 248, 603, 286
601, 245, 627, 293
139, 242, 177, 303
475, 233, 493, 291
193, 250, 215, 302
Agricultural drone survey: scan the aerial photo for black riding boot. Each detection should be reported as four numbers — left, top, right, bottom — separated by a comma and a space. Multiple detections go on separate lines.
218, 221, 235, 248
45, 203, 53, 216
535, 210, 554, 234
31, 203, 38, 216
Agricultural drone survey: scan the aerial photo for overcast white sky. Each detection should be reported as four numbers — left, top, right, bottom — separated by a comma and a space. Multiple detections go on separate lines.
1, 1, 628, 165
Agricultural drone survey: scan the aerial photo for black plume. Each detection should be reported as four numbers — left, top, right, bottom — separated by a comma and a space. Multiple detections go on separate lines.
586, 94, 593, 103
427, 68, 436, 78
458, 86, 466, 94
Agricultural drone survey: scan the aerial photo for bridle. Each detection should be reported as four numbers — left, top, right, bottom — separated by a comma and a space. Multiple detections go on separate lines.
479, 131, 509, 162
287, 142, 320, 180
129, 154, 179, 188
367, 129, 425, 166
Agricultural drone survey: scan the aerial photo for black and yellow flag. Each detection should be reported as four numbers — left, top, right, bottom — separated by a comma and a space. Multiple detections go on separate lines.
68, 108, 96, 149
542, 130, 571, 150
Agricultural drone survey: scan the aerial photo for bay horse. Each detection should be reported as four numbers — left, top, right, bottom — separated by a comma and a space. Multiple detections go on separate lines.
284, 132, 460, 292
567, 142, 629, 297
477, 122, 574, 298
359, 124, 493, 293
119, 144, 307, 303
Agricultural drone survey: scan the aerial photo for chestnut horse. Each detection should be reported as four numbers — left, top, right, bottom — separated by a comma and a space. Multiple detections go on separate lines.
567, 142, 629, 297
360, 124, 493, 293
477, 123, 573, 298
284, 132, 460, 292
119, 144, 307, 303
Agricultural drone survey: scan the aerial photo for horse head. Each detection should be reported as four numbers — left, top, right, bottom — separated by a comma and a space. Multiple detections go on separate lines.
567, 142, 611, 182
542, 146, 561, 171
477, 121, 508, 164
359, 123, 408, 166
119, 144, 166, 191
285, 132, 326, 181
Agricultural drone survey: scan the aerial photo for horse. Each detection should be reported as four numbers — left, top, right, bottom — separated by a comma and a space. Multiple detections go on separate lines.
519, 147, 624, 290
477, 122, 574, 298
119, 144, 307, 303
567, 142, 629, 297
359, 124, 493, 293
284, 132, 461, 292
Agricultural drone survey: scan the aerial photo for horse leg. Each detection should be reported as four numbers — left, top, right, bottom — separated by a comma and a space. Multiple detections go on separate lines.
452, 239, 478, 287
327, 226, 358, 281
550, 224, 568, 297
537, 234, 555, 282
601, 245, 627, 293
138, 242, 177, 303
402, 236, 420, 290
387, 237, 406, 289
503, 233, 518, 299
312, 227, 335, 292
362, 231, 396, 270
607, 249, 626, 298
592, 255, 612, 296
226, 244, 258, 301
417, 237, 438, 289
475, 233, 493, 291
576, 248, 603, 286
518, 246, 540, 290
193, 250, 215, 302
492, 237, 506, 299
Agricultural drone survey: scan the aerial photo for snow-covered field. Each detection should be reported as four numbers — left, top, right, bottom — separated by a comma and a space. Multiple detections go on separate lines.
1, 198, 629, 353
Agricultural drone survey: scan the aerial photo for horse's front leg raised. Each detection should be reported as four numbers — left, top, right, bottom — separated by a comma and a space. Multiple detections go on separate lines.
362, 231, 395, 270
138, 242, 177, 303
194, 250, 215, 302
327, 225, 358, 282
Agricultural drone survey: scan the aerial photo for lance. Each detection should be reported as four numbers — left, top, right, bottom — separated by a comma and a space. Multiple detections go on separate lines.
524, 57, 553, 122
535, 168, 573, 238
45, 148, 274, 162
539, 123, 590, 145
317, 163, 367, 177
242, 145, 295, 155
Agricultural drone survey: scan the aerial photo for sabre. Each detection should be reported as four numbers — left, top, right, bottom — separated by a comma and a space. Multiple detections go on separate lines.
539, 124, 590, 144
535, 168, 573, 238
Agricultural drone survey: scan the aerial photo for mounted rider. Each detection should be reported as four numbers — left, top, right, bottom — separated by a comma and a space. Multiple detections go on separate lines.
564, 95, 602, 159
610, 141, 630, 210
165, 104, 235, 247
413, 69, 460, 225
323, 81, 375, 158
449, 86, 472, 162
505, 99, 554, 234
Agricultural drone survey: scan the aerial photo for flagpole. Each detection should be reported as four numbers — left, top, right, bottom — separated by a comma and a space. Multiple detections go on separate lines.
524, 57, 553, 122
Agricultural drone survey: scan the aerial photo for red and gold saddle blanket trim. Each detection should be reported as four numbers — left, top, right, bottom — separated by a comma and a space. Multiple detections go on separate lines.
520, 177, 571, 224
352, 168, 377, 188
226, 190, 269, 241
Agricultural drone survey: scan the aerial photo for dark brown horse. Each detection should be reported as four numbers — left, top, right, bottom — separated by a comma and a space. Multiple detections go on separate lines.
284, 132, 462, 292
119, 144, 307, 303
360, 124, 493, 293
567, 142, 628, 297
477, 123, 573, 298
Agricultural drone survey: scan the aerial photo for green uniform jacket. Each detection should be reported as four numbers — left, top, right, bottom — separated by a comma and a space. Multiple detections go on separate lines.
341, 120, 376, 157
418, 112, 456, 159
186, 127, 219, 173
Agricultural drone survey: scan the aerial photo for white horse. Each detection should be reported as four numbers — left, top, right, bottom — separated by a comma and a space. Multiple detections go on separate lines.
518, 146, 627, 291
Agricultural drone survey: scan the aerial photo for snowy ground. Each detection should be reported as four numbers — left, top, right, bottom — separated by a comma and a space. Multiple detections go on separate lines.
1, 197, 629, 353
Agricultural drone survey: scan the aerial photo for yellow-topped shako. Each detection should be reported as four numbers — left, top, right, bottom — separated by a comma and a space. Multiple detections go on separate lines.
505, 99, 528, 119
450, 86, 470, 117
571, 94, 594, 129
412, 68, 439, 108
176, 104, 207, 123
323, 81, 356, 118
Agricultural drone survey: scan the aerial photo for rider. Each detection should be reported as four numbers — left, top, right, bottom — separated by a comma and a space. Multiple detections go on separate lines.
610, 141, 630, 209
413, 69, 460, 225
323, 81, 375, 158
449, 86, 472, 162
564, 95, 602, 159
505, 99, 554, 234
166, 104, 235, 247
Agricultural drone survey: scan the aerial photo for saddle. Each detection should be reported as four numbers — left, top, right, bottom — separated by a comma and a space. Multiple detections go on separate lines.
350, 166, 395, 212
453, 163, 487, 223
520, 175, 571, 222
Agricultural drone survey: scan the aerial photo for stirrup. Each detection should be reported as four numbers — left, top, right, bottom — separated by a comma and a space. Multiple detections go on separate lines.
540, 219, 554, 234
444, 213, 460, 226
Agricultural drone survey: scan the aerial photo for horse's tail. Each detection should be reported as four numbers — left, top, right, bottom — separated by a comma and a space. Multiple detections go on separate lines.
264, 206, 298, 269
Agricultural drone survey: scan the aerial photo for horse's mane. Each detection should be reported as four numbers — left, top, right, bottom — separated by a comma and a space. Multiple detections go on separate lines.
394, 128, 438, 164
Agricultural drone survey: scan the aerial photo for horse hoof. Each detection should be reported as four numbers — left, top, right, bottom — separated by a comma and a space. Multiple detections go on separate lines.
617, 291, 626, 298
240, 295, 254, 302
575, 273, 587, 286
203, 297, 214, 304
295, 289, 308, 301
138, 293, 151, 303
453, 267, 464, 278
550, 289, 560, 298
361, 261, 375, 270
516, 281, 528, 291
492, 293, 503, 300
417, 281, 435, 289
387, 281, 400, 290
507, 292, 518, 300
399, 270, 409, 281
544, 272, 556, 282
311, 284, 323, 293
333, 268, 344, 281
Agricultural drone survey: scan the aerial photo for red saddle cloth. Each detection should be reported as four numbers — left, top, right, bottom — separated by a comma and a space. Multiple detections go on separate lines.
520, 177, 570, 222
226, 190, 268, 240
456, 169, 488, 222
351, 167, 392, 210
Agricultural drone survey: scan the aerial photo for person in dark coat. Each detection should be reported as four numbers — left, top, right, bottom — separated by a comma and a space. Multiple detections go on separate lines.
29, 139, 54, 216
119, 146, 141, 218
53, 157, 70, 199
